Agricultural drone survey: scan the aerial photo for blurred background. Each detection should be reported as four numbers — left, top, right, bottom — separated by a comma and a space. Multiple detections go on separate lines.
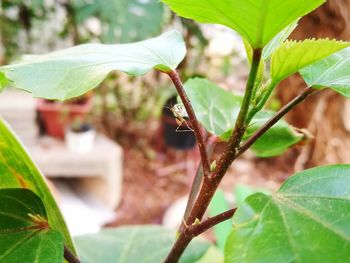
0, 0, 350, 246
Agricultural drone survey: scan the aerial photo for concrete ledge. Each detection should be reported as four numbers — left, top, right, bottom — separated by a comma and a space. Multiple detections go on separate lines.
29, 135, 123, 209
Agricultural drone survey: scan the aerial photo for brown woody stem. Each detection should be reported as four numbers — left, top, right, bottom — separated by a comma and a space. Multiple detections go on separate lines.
163, 49, 262, 263
167, 70, 211, 178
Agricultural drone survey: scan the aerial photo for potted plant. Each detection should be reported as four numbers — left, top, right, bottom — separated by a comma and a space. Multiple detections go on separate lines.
36, 93, 93, 138
65, 117, 96, 153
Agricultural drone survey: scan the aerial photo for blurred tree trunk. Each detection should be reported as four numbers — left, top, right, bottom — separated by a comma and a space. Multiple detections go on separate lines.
277, 0, 350, 169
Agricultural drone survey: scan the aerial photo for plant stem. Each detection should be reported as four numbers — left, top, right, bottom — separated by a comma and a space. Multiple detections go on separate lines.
210, 49, 262, 181
235, 49, 263, 127
164, 80, 318, 263
238, 87, 319, 155
163, 49, 262, 263
183, 136, 218, 221
247, 80, 277, 122
185, 208, 237, 237
164, 208, 237, 260
64, 245, 81, 263
167, 70, 211, 178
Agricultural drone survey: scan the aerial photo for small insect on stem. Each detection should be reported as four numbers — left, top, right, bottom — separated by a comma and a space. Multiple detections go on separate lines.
170, 104, 194, 133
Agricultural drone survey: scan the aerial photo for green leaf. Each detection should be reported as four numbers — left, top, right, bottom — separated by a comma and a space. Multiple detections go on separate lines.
300, 47, 350, 98
225, 165, 350, 263
209, 190, 231, 251
161, 0, 325, 48
184, 78, 242, 137
271, 39, 350, 83
184, 78, 302, 157
262, 19, 299, 60
0, 188, 63, 263
0, 30, 186, 100
195, 246, 224, 263
244, 111, 303, 157
234, 185, 270, 206
75, 225, 210, 263
73, 0, 165, 43
0, 118, 76, 254
0, 72, 8, 92
244, 19, 299, 62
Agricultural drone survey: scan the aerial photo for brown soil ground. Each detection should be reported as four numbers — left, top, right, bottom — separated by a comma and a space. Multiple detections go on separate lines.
106, 121, 302, 227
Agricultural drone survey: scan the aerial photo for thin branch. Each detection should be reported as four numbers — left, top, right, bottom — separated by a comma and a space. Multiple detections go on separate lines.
238, 87, 319, 155
167, 70, 211, 178
64, 245, 81, 263
186, 208, 237, 238
163, 49, 262, 263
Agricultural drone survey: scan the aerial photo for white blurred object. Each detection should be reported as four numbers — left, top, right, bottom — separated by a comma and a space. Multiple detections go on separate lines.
202, 24, 246, 58
207, 32, 236, 56
84, 17, 102, 36
162, 196, 187, 229
65, 128, 96, 154
54, 180, 116, 237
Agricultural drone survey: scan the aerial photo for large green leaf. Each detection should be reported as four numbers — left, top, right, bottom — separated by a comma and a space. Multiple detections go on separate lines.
161, 0, 325, 48
234, 185, 270, 206
0, 188, 63, 263
75, 225, 210, 263
0, 118, 76, 254
0, 30, 186, 100
300, 47, 350, 98
184, 78, 302, 157
225, 165, 350, 263
245, 20, 300, 62
73, 0, 165, 43
271, 39, 350, 83
184, 78, 242, 137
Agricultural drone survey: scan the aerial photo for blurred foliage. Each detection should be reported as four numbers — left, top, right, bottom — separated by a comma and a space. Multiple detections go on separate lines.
71, 0, 166, 43
0, 0, 250, 145
0, 0, 52, 61
93, 73, 175, 141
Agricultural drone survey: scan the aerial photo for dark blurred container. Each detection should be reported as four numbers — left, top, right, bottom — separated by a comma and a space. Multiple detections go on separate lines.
162, 96, 196, 150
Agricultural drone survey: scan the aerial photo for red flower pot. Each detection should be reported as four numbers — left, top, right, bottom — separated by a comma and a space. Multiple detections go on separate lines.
36, 97, 93, 138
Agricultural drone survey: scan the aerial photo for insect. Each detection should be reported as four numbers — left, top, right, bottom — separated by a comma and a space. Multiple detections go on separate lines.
169, 103, 194, 132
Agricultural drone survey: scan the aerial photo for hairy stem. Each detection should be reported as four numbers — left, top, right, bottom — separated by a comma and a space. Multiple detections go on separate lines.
163, 49, 262, 263
235, 49, 263, 128
248, 80, 277, 122
167, 70, 211, 178
211, 49, 262, 181
64, 245, 81, 263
